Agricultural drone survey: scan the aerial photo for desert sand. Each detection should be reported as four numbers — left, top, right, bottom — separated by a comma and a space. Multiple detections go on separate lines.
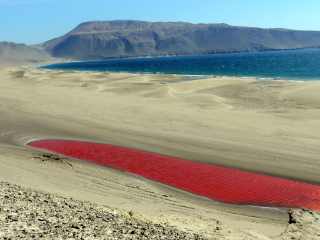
1, 65, 320, 239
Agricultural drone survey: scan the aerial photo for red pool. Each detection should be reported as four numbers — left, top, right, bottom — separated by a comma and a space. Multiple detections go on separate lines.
29, 139, 320, 211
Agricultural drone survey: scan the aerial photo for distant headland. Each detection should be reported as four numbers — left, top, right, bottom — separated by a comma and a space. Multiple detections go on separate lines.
3, 20, 320, 63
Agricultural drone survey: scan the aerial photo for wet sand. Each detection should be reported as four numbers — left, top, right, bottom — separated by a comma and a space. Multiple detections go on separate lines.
1, 65, 320, 238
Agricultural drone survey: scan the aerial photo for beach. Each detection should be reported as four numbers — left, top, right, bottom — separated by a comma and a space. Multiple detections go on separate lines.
1, 65, 320, 239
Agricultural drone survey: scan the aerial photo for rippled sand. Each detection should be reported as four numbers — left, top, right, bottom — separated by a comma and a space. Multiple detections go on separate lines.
1, 65, 320, 239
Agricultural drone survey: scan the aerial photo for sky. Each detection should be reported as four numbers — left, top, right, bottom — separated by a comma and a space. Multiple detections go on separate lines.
1, 0, 320, 44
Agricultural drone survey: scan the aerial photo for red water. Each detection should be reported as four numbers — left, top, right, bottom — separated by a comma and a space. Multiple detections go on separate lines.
29, 139, 320, 211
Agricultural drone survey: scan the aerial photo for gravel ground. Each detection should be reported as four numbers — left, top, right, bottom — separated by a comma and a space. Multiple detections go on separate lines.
0, 182, 207, 240
1, 181, 320, 239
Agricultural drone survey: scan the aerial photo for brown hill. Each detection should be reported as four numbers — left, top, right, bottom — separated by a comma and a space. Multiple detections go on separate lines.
44, 20, 320, 59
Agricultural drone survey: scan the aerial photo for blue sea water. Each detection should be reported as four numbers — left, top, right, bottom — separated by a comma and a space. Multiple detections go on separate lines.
44, 49, 320, 80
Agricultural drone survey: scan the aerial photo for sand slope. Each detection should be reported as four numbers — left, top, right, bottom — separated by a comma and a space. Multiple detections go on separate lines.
0, 182, 207, 239
1, 66, 320, 238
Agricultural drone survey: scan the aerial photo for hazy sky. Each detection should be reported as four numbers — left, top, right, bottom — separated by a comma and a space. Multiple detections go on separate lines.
1, 0, 320, 44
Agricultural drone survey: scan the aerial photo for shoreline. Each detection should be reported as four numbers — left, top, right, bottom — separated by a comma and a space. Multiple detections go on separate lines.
41, 66, 320, 82
40, 66, 320, 83
41, 48, 320, 82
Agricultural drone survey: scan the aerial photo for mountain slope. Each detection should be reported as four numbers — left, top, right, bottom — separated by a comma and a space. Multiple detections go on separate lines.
44, 20, 320, 59
0, 42, 50, 66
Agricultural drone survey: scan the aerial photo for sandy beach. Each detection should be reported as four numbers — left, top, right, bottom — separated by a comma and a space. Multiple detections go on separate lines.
1, 65, 320, 239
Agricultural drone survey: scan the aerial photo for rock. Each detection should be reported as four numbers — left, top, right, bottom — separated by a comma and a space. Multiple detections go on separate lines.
0, 181, 207, 240
43, 20, 320, 60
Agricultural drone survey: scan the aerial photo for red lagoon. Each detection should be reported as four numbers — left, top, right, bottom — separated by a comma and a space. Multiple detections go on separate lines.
29, 139, 320, 211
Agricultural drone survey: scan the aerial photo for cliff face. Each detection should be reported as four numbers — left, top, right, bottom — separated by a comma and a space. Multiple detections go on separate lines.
44, 20, 320, 59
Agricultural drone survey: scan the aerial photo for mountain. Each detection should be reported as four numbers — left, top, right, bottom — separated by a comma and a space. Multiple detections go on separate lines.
44, 20, 320, 59
0, 42, 50, 66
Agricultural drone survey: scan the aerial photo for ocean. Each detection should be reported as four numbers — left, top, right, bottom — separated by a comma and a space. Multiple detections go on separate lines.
44, 48, 320, 80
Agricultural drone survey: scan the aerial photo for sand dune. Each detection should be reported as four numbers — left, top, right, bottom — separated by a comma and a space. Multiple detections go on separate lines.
1, 66, 320, 238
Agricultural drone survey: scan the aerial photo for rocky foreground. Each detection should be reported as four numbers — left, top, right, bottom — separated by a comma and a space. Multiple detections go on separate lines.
1, 181, 320, 239
0, 182, 207, 240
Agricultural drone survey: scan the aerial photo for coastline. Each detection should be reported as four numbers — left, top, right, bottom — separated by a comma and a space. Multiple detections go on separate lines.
39, 66, 319, 84
41, 48, 320, 82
